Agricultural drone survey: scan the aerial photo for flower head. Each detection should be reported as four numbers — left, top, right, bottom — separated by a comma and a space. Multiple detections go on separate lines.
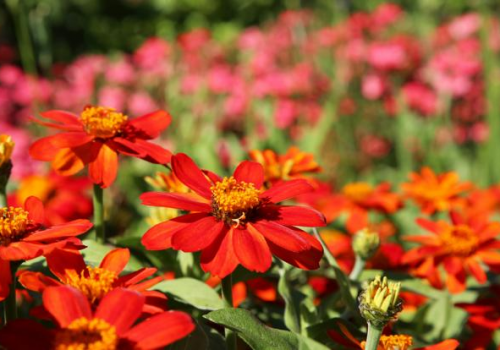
29, 107, 172, 188
140, 153, 326, 278
359, 275, 402, 328
353, 228, 381, 260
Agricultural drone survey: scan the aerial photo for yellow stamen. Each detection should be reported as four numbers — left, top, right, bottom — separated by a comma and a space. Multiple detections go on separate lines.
211, 177, 261, 226
80, 106, 127, 139
342, 182, 373, 203
360, 334, 413, 350
0, 207, 31, 245
54, 317, 118, 350
440, 224, 479, 257
64, 267, 118, 304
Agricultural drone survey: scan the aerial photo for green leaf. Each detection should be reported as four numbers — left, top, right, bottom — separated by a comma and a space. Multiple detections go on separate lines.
277, 265, 307, 333
204, 308, 330, 350
154, 278, 225, 311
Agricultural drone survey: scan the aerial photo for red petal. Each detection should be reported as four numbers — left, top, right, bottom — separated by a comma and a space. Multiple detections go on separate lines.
117, 268, 157, 288
43, 286, 92, 327
99, 248, 130, 274
24, 196, 46, 225
443, 257, 466, 294
140, 192, 211, 212
24, 219, 92, 242
233, 226, 272, 272
250, 221, 311, 252
416, 218, 441, 234
0, 259, 11, 301
172, 153, 212, 199
29, 136, 61, 161
261, 179, 313, 203
259, 205, 326, 227
124, 311, 195, 349
18, 271, 61, 292
95, 288, 144, 335
110, 137, 146, 157
48, 132, 94, 148
46, 248, 86, 280
0, 319, 53, 350
39, 110, 82, 128
128, 110, 172, 139
134, 139, 172, 164
52, 148, 86, 176
0, 242, 43, 261
200, 228, 238, 278
233, 161, 264, 188
421, 339, 459, 350
465, 258, 487, 284
172, 216, 224, 252
141, 213, 208, 250
89, 143, 118, 188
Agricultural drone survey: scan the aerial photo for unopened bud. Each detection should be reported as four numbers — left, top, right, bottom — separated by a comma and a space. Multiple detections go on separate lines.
0, 135, 14, 168
352, 228, 380, 260
359, 275, 403, 329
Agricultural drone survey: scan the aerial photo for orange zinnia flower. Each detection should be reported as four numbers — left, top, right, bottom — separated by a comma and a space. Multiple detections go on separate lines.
401, 167, 472, 214
140, 153, 326, 278
403, 212, 500, 293
249, 146, 321, 185
19, 247, 166, 314
0, 196, 92, 300
328, 321, 459, 350
0, 286, 195, 350
29, 106, 172, 188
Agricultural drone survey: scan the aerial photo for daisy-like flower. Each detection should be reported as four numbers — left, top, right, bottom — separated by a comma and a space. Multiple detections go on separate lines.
403, 212, 500, 293
29, 106, 172, 188
0, 286, 195, 350
140, 153, 326, 278
328, 321, 459, 350
19, 247, 166, 314
401, 167, 472, 214
0, 196, 92, 300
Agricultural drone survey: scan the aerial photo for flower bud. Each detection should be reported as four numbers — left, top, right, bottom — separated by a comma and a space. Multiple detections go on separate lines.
0, 135, 14, 168
359, 275, 403, 329
352, 228, 380, 260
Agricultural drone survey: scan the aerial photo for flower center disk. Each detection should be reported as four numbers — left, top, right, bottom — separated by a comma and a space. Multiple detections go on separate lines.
64, 267, 118, 304
80, 106, 128, 139
211, 177, 261, 226
54, 317, 118, 350
441, 224, 479, 257
0, 207, 31, 245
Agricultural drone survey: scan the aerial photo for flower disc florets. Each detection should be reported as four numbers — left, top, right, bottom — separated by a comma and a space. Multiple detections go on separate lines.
64, 267, 118, 304
80, 106, 128, 139
211, 176, 262, 226
359, 275, 403, 329
54, 317, 118, 350
0, 207, 31, 246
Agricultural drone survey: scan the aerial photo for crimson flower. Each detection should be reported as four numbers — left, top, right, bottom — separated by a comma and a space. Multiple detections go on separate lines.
0, 196, 92, 300
140, 153, 326, 278
0, 286, 194, 350
29, 106, 172, 188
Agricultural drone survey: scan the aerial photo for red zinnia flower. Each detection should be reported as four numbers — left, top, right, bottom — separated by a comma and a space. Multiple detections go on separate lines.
29, 106, 172, 188
140, 153, 326, 278
0, 286, 195, 350
19, 247, 166, 314
0, 196, 92, 300
403, 211, 500, 293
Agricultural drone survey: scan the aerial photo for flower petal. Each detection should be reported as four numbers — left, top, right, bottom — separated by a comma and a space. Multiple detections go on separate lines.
124, 311, 195, 349
141, 213, 208, 250
89, 143, 118, 188
465, 258, 487, 284
46, 248, 86, 280
29, 135, 62, 161
24, 219, 92, 242
43, 286, 92, 327
52, 148, 86, 176
233, 226, 272, 273
421, 339, 459, 350
0, 258, 11, 301
233, 161, 264, 189
99, 248, 130, 274
48, 132, 94, 148
110, 137, 146, 157
0, 242, 43, 261
39, 110, 82, 128
134, 139, 172, 164
24, 196, 46, 225
261, 179, 313, 203
250, 221, 311, 252
171, 216, 224, 252
172, 153, 212, 199
200, 228, 238, 278
18, 271, 61, 293
128, 110, 172, 139
0, 319, 53, 350
258, 205, 326, 227
95, 288, 144, 335
116, 267, 157, 288
140, 192, 211, 212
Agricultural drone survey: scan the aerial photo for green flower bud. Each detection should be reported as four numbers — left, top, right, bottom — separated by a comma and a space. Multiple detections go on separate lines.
352, 228, 381, 260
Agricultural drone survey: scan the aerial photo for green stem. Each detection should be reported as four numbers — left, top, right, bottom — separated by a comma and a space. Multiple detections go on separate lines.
312, 228, 340, 268
221, 275, 237, 350
93, 184, 105, 244
349, 256, 366, 281
3, 261, 20, 325
364, 323, 383, 350
0, 187, 6, 208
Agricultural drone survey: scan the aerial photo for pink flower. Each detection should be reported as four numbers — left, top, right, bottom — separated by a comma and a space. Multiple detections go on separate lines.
403, 82, 438, 116
133, 37, 170, 70
367, 41, 406, 71
98, 86, 127, 110
127, 91, 158, 115
361, 74, 385, 100
105, 59, 135, 85
448, 13, 480, 40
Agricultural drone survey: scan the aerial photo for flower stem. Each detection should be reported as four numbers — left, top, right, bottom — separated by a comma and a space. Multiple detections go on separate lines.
312, 227, 340, 268
364, 323, 383, 350
221, 274, 237, 350
3, 261, 20, 325
0, 187, 6, 208
349, 256, 366, 281
93, 184, 105, 244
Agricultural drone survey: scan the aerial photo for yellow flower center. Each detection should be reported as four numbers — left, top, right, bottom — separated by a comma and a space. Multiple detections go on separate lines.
54, 317, 118, 350
80, 106, 128, 139
361, 334, 413, 350
211, 177, 262, 226
440, 224, 479, 257
64, 267, 118, 304
342, 182, 373, 203
0, 207, 31, 245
